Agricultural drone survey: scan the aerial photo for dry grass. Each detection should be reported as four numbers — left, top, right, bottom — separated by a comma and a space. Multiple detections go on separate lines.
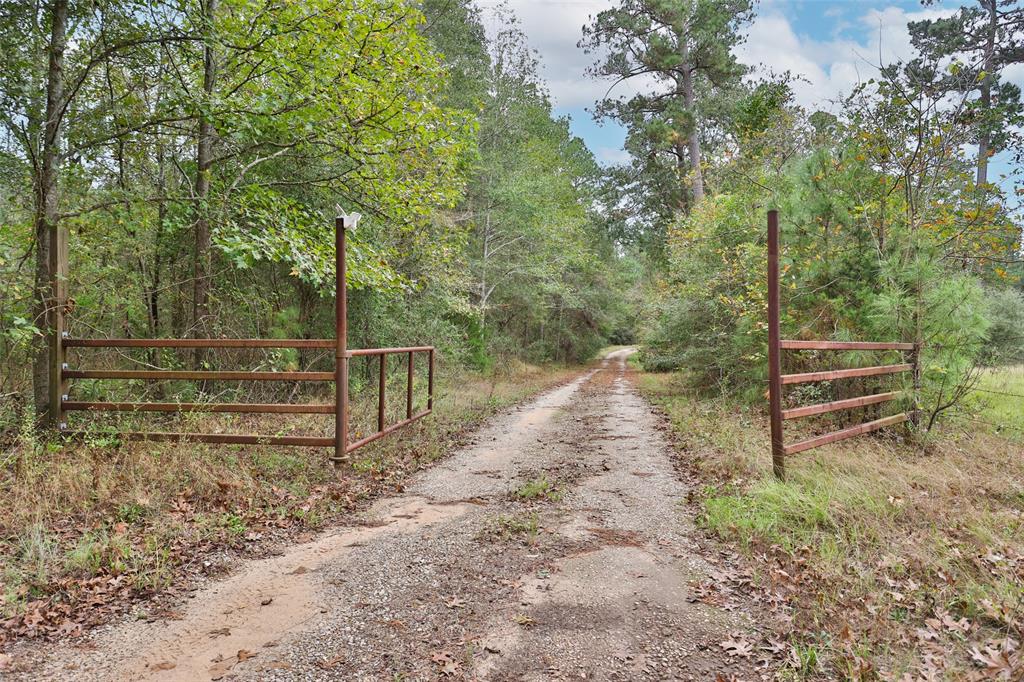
635, 369, 1024, 680
0, 360, 576, 642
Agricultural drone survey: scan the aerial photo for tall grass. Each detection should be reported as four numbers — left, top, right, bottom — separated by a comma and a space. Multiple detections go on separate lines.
635, 369, 1024, 679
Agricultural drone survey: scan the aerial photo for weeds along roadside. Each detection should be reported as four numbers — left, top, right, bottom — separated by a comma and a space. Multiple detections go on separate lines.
0, 359, 578, 646
632, 365, 1024, 680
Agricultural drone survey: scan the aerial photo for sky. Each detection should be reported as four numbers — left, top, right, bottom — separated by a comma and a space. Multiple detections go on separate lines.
477, 0, 1022, 190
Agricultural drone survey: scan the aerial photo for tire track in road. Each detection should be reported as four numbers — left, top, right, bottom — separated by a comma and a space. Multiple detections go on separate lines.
13, 350, 767, 681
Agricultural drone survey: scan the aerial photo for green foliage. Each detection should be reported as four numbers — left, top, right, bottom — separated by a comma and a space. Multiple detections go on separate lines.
984, 288, 1024, 364
582, 0, 754, 246
485, 512, 540, 543
907, 0, 1023, 185
641, 68, 1023, 427
444, 7, 631, 365
514, 475, 563, 502
0, 0, 629, 440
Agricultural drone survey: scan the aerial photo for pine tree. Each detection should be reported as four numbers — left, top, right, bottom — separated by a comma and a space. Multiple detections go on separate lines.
909, 0, 1024, 189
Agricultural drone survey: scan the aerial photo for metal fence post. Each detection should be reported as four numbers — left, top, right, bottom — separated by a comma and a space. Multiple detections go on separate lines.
378, 354, 386, 432
910, 342, 922, 427
49, 225, 68, 429
406, 351, 414, 419
767, 210, 786, 480
428, 348, 434, 412
334, 216, 349, 465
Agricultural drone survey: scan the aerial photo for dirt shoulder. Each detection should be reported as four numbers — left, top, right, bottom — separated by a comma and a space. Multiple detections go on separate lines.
6, 350, 779, 681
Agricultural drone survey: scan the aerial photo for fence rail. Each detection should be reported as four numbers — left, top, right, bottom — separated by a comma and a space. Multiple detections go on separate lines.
782, 413, 911, 456
63, 338, 335, 349
781, 363, 913, 385
781, 391, 903, 421
766, 210, 918, 479
55, 214, 434, 463
63, 369, 336, 381
780, 340, 915, 351
62, 401, 335, 414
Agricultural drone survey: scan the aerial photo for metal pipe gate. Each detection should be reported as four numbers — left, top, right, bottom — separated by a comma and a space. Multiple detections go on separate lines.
53, 214, 434, 464
766, 209, 918, 479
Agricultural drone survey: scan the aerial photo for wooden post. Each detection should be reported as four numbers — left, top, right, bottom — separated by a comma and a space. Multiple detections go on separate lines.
49, 225, 68, 429
333, 215, 350, 465
767, 210, 785, 480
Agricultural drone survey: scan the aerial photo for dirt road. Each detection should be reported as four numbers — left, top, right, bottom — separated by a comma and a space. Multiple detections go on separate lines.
12, 349, 767, 681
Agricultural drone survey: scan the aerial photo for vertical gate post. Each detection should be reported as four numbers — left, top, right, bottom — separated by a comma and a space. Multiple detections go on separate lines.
334, 215, 350, 465
428, 348, 434, 412
767, 210, 786, 480
406, 351, 414, 419
910, 342, 921, 427
378, 354, 386, 432
48, 225, 68, 429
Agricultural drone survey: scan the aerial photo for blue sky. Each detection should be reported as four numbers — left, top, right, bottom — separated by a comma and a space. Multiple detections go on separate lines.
485, 0, 1020, 194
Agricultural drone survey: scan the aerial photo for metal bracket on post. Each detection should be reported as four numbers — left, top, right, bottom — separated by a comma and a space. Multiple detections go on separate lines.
766, 210, 786, 481
332, 212, 361, 466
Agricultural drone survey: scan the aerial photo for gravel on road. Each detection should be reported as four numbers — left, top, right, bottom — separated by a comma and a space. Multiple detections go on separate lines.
9, 350, 771, 681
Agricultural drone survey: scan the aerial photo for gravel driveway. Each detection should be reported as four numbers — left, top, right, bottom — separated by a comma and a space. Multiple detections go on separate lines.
10, 350, 768, 681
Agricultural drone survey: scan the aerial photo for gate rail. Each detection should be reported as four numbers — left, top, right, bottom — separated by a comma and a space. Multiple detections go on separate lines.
53, 215, 434, 464
766, 210, 918, 479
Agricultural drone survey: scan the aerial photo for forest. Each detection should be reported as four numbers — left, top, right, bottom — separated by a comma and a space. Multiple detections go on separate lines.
0, 0, 1023, 678
0, 0, 1021, 433
1, 0, 1021, 434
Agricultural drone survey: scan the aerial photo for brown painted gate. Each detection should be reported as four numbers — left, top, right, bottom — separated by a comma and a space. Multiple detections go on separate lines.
53, 214, 434, 464
765, 210, 919, 479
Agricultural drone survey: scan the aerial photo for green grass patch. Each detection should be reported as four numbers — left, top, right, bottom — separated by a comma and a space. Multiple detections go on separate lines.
513, 474, 563, 502
483, 512, 540, 544
964, 364, 1024, 440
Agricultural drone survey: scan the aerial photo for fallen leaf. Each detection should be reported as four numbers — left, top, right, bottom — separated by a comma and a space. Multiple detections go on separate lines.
236, 649, 256, 662
149, 661, 176, 671
720, 635, 754, 658
969, 640, 1018, 678
430, 651, 461, 676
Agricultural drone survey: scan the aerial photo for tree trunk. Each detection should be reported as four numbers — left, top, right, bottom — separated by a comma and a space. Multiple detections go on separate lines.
679, 39, 704, 205
673, 141, 690, 213
976, 0, 997, 189
192, 0, 217, 369
296, 278, 317, 370
479, 207, 491, 328
31, 0, 69, 426
151, 141, 166, 341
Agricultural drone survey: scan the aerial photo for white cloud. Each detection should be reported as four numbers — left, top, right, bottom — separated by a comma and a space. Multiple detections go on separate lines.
738, 5, 960, 112
595, 146, 631, 165
480, 0, 1024, 170
480, 0, 648, 109
492, 1, 963, 115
